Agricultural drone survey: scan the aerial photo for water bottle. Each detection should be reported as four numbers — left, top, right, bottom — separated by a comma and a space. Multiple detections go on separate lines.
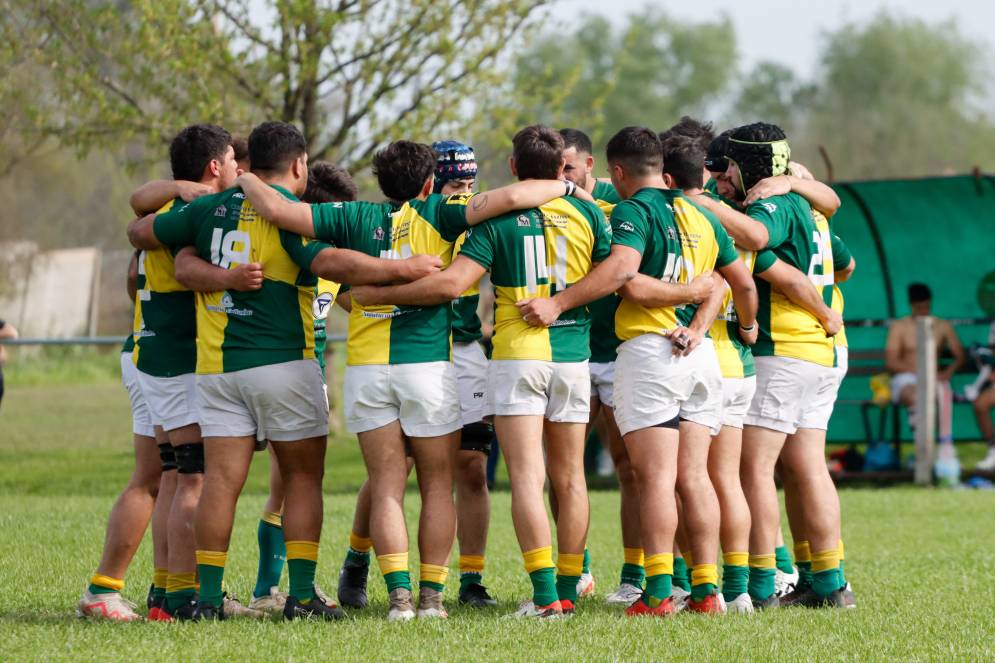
934, 442, 961, 487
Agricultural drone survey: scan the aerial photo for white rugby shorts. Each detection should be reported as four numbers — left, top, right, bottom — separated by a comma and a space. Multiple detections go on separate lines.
487, 359, 590, 423
453, 341, 488, 426
198, 359, 329, 441
136, 370, 199, 432
721, 375, 757, 430
344, 361, 461, 437
589, 361, 615, 409
746, 356, 839, 434
121, 352, 154, 437
613, 334, 723, 437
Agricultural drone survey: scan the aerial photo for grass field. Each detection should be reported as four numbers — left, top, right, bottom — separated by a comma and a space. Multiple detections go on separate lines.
2, 352, 994, 661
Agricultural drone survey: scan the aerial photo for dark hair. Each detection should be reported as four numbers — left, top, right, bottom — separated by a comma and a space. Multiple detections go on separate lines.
169, 124, 232, 182
659, 116, 714, 153
908, 283, 932, 303
231, 135, 249, 163
372, 140, 437, 202
247, 121, 307, 175
605, 126, 662, 176
558, 128, 593, 155
303, 161, 358, 203
661, 135, 705, 190
705, 129, 733, 173
512, 125, 565, 180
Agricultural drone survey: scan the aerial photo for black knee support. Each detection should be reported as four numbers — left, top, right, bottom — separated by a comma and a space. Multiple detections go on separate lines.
158, 443, 177, 472
174, 442, 205, 474
460, 421, 494, 455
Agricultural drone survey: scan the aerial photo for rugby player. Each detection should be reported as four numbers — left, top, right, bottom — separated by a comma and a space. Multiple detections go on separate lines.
559, 127, 632, 603
431, 141, 499, 607
77, 261, 169, 621
236, 136, 588, 620
692, 122, 848, 608
519, 126, 759, 616
0, 319, 16, 409
348, 125, 611, 618
663, 130, 844, 612
127, 121, 434, 621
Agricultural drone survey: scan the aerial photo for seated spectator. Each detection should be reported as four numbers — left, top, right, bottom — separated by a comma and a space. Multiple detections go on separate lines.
884, 283, 965, 443
0, 318, 19, 410
966, 322, 995, 470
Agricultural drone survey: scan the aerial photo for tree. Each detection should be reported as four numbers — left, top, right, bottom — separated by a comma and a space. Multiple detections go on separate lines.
1, 0, 548, 170
484, 9, 736, 158
808, 13, 995, 179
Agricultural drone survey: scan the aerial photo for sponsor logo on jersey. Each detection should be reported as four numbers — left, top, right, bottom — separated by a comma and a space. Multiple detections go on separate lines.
373, 226, 385, 240
312, 292, 333, 320
206, 291, 254, 317
517, 214, 531, 227
618, 221, 635, 232
214, 205, 227, 217
761, 202, 777, 214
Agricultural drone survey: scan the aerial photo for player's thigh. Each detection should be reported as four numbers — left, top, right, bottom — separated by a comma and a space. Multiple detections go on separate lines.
494, 415, 545, 485
623, 425, 679, 487
121, 352, 155, 438
409, 431, 459, 489
544, 420, 587, 478
358, 420, 409, 498
394, 361, 462, 438
269, 436, 327, 478
780, 427, 829, 481
202, 436, 256, 489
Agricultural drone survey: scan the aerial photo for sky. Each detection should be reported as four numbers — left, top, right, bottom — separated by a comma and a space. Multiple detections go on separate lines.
556, 0, 995, 78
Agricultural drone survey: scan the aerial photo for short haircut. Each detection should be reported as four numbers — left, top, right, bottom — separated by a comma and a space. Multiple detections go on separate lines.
605, 126, 662, 176
231, 135, 249, 163
661, 135, 705, 190
558, 128, 594, 155
169, 124, 232, 182
658, 116, 714, 152
248, 121, 307, 175
908, 283, 932, 303
372, 140, 437, 202
303, 161, 358, 203
513, 125, 565, 180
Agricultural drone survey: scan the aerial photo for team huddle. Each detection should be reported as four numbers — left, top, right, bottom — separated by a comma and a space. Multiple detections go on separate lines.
77, 116, 856, 623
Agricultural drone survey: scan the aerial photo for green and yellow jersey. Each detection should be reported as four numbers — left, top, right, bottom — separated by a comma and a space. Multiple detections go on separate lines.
589, 180, 622, 364
748, 193, 835, 367
311, 194, 470, 365
313, 278, 342, 373
830, 233, 852, 350
451, 232, 483, 344
153, 185, 328, 374
710, 249, 778, 379
122, 335, 135, 353
132, 198, 197, 377
612, 188, 738, 341
459, 197, 611, 362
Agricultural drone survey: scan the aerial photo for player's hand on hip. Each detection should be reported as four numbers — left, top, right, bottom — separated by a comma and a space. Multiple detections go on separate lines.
745, 175, 791, 205
688, 271, 714, 304
176, 181, 214, 202
227, 262, 264, 291
517, 297, 562, 327
400, 254, 443, 282
820, 309, 843, 336
738, 323, 759, 346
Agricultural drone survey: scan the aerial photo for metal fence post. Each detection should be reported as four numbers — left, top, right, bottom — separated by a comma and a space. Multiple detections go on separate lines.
914, 316, 936, 485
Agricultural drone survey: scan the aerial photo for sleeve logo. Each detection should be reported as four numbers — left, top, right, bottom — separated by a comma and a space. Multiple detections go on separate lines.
762, 202, 778, 214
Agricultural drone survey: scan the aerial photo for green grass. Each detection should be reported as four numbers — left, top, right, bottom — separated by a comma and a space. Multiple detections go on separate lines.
2, 375, 994, 661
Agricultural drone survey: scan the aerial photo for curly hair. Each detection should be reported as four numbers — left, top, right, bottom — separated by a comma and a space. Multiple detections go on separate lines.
304, 161, 358, 203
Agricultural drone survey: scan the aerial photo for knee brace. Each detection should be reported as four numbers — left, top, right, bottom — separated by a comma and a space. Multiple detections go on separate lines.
460, 421, 494, 454
174, 442, 205, 475
158, 443, 177, 472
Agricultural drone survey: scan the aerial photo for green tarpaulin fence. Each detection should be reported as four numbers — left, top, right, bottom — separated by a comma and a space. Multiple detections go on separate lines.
829, 174, 995, 442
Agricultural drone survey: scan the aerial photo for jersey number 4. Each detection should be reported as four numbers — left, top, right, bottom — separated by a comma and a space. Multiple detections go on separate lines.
210, 229, 252, 268
524, 235, 567, 294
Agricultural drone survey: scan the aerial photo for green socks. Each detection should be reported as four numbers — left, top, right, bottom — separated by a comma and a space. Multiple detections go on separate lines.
529, 568, 558, 606
460, 571, 482, 592
253, 514, 286, 598
286, 541, 319, 602
721, 552, 749, 601
195, 551, 227, 608
582, 548, 591, 575
384, 570, 412, 592
775, 544, 794, 574
672, 556, 691, 591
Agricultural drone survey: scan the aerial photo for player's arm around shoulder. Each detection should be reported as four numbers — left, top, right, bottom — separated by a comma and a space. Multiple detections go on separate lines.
235, 172, 314, 237
174, 246, 263, 293
351, 255, 485, 308
463, 179, 593, 226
